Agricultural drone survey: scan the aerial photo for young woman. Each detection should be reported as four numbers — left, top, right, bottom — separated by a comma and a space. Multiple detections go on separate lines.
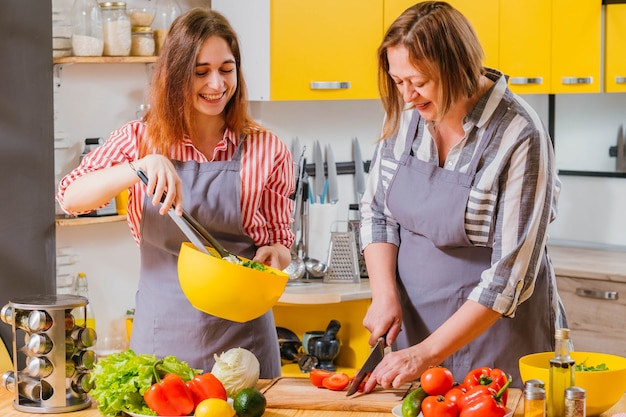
360, 1, 567, 389
57, 8, 294, 377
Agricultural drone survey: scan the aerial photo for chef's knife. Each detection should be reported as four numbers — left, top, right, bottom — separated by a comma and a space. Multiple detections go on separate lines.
326, 144, 339, 204
346, 334, 386, 396
313, 140, 326, 203
353, 137, 366, 202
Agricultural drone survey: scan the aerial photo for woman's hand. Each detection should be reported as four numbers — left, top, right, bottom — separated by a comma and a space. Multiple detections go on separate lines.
253, 243, 291, 270
134, 155, 183, 215
363, 295, 403, 347
363, 345, 429, 393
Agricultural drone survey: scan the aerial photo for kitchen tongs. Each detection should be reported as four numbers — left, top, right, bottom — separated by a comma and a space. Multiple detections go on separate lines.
136, 169, 238, 261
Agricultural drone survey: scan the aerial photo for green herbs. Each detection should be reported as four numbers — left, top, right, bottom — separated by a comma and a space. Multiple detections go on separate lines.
89, 349, 201, 417
575, 359, 609, 372
242, 259, 271, 272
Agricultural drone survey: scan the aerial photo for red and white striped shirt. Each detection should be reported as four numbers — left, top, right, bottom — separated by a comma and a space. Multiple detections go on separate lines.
57, 121, 295, 248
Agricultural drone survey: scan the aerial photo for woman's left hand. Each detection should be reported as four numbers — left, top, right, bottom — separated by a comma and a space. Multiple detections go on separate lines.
253, 244, 290, 270
363, 345, 427, 393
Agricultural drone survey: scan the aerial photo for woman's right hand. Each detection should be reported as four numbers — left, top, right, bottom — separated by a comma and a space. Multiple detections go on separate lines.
134, 155, 183, 215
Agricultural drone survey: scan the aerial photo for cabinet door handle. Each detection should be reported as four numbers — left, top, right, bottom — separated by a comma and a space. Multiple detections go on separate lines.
616, 76, 626, 84
561, 76, 593, 85
310, 81, 350, 90
575, 287, 619, 300
509, 77, 543, 85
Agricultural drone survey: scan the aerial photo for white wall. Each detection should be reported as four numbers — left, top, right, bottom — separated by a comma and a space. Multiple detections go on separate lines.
52, 0, 626, 340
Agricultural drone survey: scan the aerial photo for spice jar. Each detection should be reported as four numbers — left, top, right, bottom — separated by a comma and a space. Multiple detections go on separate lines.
99, 2, 131, 56
525, 387, 546, 417
131, 26, 155, 56
564, 386, 586, 417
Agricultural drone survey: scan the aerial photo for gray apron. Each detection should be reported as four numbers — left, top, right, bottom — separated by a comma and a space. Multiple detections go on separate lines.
386, 108, 554, 388
130, 142, 281, 378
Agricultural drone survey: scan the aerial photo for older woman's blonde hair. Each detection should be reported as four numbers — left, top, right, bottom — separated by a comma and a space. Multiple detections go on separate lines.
377, 1, 484, 140
141, 8, 262, 156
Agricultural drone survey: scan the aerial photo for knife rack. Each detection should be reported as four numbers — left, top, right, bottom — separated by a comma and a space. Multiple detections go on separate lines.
304, 160, 370, 177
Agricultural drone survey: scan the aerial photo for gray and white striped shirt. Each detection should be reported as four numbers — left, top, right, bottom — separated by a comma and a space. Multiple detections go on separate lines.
360, 68, 561, 318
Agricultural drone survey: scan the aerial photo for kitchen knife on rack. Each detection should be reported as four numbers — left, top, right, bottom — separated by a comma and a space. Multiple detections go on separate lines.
353, 137, 366, 202
346, 334, 387, 396
326, 144, 339, 204
313, 140, 326, 203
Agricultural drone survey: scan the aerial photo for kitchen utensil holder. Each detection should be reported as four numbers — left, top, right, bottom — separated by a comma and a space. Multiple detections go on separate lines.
324, 221, 360, 283
0, 294, 96, 413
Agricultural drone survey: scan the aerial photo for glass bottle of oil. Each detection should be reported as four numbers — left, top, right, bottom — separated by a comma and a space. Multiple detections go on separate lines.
548, 328, 575, 417
72, 272, 96, 331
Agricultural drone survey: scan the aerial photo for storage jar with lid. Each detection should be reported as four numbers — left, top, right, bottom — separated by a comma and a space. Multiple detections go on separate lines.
131, 26, 155, 56
153, 0, 182, 54
99, 2, 131, 56
70, 0, 104, 56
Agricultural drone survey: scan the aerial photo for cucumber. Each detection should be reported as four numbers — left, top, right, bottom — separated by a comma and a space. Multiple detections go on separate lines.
401, 386, 428, 417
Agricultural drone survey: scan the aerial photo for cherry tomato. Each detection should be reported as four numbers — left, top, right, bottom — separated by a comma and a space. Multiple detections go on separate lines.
420, 367, 454, 396
421, 395, 458, 417
309, 369, 334, 388
322, 372, 351, 391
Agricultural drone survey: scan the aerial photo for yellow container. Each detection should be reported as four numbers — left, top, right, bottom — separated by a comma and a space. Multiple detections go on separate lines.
177, 242, 288, 323
115, 189, 129, 215
519, 351, 626, 416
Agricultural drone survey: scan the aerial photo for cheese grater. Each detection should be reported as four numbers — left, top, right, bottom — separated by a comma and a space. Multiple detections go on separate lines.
324, 222, 360, 283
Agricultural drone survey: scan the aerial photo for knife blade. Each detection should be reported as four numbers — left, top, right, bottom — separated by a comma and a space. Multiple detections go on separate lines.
313, 140, 325, 203
353, 137, 366, 202
326, 144, 339, 204
346, 335, 386, 396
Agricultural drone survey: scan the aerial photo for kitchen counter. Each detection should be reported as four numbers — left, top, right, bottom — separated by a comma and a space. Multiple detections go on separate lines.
1, 384, 626, 417
547, 244, 626, 283
277, 245, 626, 305
278, 281, 371, 305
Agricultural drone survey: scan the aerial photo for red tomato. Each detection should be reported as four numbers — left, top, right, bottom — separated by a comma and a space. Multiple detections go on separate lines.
444, 386, 466, 408
421, 395, 459, 417
420, 367, 454, 396
322, 372, 351, 391
309, 369, 334, 388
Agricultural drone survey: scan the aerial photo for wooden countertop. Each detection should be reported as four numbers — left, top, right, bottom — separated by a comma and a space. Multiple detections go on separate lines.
548, 244, 626, 283
278, 281, 372, 304
276, 245, 626, 305
1, 384, 626, 417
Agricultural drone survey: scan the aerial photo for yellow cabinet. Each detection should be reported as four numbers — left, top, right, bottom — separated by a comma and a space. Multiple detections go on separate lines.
550, 0, 602, 93
500, 0, 551, 94
605, 3, 626, 93
213, 0, 381, 101
383, 0, 499, 69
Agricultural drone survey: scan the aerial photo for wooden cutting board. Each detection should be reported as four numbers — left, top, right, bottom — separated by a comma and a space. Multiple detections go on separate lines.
259, 377, 413, 412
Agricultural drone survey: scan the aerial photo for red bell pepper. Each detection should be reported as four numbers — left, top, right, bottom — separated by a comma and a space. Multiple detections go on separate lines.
463, 366, 509, 406
144, 373, 195, 416
186, 372, 227, 407
459, 374, 511, 417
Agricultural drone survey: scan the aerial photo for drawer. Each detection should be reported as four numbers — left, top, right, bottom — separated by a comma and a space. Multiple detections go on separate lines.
557, 275, 626, 355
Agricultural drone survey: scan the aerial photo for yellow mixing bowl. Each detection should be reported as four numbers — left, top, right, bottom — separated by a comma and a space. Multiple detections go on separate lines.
177, 242, 289, 323
519, 351, 626, 416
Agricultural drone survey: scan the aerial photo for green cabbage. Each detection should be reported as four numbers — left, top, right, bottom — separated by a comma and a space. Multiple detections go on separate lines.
211, 347, 260, 397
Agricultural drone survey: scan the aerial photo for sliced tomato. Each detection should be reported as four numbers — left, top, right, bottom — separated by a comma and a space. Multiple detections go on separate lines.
309, 369, 334, 388
322, 372, 350, 391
